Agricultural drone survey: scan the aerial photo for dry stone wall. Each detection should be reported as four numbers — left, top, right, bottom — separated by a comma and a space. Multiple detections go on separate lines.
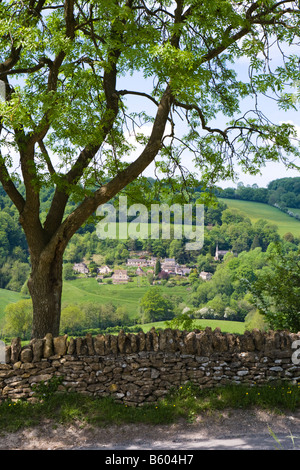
1, 327, 300, 406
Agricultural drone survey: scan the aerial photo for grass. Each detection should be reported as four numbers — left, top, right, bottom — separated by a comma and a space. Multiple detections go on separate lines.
220, 198, 300, 237
1, 382, 300, 433
0, 288, 21, 323
134, 319, 246, 334
0, 277, 155, 324
0, 279, 248, 336
165, 382, 300, 420
62, 277, 190, 321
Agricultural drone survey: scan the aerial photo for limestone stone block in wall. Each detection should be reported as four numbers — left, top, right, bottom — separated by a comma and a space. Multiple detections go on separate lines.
93, 334, 105, 355
195, 328, 214, 355
31, 338, 44, 362
44, 333, 54, 358
159, 329, 178, 353
238, 331, 256, 351
20, 346, 33, 363
10, 337, 21, 363
251, 329, 265, 350
183, 331, 196, 354
53, 335, 68, 356
67, 337, 76, 355
76, 337, 88, 355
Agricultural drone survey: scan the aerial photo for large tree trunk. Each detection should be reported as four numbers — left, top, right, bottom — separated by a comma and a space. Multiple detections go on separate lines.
27, 253, 63, 339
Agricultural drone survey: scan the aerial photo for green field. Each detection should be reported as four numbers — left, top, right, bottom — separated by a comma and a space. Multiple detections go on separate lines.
220, 198, 300, 237
62, 277, 190, 321
0, 277, 193, 324
0, 288, 21, 322
135, 319, 246, 334
0, 281, 246, 335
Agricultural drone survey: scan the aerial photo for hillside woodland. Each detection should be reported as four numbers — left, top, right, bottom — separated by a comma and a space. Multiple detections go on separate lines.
0, 178, 300, 339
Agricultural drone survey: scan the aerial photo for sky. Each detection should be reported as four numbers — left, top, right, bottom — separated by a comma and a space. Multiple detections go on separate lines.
218, 48, 300, 188
2, 77, 299, 191
122, 91, 300, 190
219, 161, 300, 188
1, 33, 300, 192
120, 46, 300, 190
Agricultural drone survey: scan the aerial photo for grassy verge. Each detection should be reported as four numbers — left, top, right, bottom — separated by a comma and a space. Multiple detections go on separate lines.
1, 382, 300, 433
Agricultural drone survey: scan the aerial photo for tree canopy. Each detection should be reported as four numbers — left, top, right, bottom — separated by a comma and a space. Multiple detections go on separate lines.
0, 0, 300, 337
140, 286, 174, 322
248, 243, 300, 332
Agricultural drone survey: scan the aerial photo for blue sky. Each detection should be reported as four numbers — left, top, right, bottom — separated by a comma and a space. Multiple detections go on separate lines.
122, 87, 300, 189
2, 38, 300, 191
121, 46, 300, 189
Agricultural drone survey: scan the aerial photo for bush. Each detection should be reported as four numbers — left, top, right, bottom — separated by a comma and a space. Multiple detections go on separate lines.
140, 287, 174, 322
31, 376, 64, 401
165, 313, 200, 331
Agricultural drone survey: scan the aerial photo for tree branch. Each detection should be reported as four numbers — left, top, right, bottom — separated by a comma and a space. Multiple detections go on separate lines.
0, 154, 25, 214
0, 57, 53, 77
0, 46, 22, 76
200, 2, 297, 64
38, 139, 56, 175
42, 84, 173, 259
117, 89, 160, 107
27, 0, 76, 145
43, 0, 126, 236
173, 99, 227, 138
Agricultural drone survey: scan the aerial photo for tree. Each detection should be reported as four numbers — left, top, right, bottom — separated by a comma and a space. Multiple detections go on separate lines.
251, 234, 261, 250
165, 312, 197, 332
252, 220, 280, 251
5, 260, 31, 292
206, 294, 227, 318
140, 287, 174, 322
147, 271, 154, 285
0, 0, 299, 338
154, 259, 161, 278
3, 299, 33, 339
283, 232, 295, 243
188, 268, 199, 284
248, 245, 300, 332
0, 258, 30, 291
63, 262, 76, 280
60, 304, 85, 334
169, 239, 188, 263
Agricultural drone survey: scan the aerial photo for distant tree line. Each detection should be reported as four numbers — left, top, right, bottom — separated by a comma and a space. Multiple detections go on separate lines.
216, 177, 300, 211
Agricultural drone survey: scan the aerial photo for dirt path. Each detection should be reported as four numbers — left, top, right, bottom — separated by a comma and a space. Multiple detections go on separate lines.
1, 408, 300, 450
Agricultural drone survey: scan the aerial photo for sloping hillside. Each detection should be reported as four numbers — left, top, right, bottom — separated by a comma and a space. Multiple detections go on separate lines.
0, 289, 21, 322
220, 198, 300, 237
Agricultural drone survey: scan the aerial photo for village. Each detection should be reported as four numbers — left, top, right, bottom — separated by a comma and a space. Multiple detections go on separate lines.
72, 245, 232, 285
